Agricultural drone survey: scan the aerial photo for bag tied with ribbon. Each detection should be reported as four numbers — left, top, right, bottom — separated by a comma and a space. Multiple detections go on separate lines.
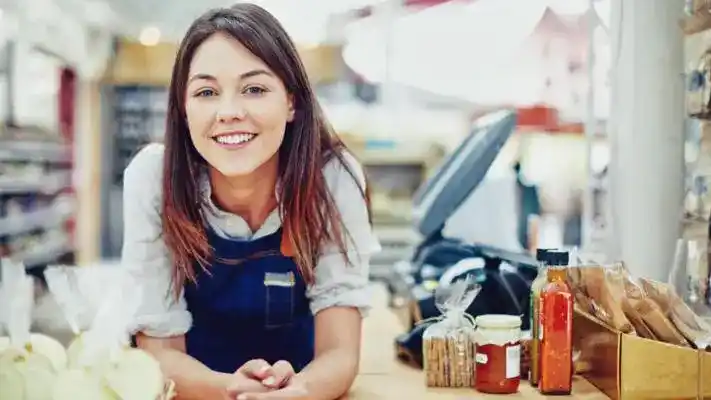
422, 274, 481, 388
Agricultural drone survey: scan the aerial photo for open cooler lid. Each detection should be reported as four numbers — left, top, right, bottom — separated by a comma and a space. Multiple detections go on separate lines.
411, 109, 517, 238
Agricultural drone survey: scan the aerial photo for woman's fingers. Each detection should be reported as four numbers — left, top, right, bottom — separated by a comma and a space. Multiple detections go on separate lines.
261, 360, 294, 388
226, 377, 270, 396
238, 359, 273, 380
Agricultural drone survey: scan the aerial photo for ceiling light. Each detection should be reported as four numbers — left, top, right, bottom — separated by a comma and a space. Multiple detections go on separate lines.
139, 26, 161, 46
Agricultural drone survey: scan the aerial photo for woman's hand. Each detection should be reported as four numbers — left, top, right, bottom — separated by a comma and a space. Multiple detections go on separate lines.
226, 359, 297, 399
258, 360, 296, 389
235, 377, 310, 400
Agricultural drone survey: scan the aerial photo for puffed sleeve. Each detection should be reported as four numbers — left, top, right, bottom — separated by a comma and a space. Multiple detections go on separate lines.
306, 152, 382, 316
121, 143, 193, 337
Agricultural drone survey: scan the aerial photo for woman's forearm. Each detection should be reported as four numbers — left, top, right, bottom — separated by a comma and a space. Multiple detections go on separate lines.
296, 348, 359, 400
149, 348, 232, 400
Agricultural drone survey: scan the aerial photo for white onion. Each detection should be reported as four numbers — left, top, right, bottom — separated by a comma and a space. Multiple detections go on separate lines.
104, 348, 165, 400
52, 369, 117, 400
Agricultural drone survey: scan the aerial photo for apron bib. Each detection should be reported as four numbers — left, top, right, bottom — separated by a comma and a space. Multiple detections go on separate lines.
184, 228, 314, 373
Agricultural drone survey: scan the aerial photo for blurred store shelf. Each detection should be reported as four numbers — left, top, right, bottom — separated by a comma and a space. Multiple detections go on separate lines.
0, 171, 72, 195
0, 199, 74, 236
0, 140, 72, 163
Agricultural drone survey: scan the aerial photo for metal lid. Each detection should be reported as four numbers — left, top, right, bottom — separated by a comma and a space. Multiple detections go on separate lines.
411, 110, 517, 238
475, 314, 522, 329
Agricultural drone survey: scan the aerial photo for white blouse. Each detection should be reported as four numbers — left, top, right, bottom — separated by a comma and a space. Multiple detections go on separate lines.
121, 143, 381, 337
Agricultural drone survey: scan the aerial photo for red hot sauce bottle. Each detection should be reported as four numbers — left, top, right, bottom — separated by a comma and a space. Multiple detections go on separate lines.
538, 252, 573, 395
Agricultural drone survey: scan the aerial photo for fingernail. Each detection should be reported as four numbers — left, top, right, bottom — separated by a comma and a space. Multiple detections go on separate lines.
237, 395, 247, 400
259, 366, 270, 374
262, 377, 275, 385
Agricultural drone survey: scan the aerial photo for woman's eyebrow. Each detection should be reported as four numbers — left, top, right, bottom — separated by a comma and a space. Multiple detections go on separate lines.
188, 69, 274, 84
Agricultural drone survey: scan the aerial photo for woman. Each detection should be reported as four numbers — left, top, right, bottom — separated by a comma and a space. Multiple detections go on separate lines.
121, 4, 380, 400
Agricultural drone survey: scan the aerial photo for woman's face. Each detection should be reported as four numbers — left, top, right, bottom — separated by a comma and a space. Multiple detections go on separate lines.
185, 32, 294, 178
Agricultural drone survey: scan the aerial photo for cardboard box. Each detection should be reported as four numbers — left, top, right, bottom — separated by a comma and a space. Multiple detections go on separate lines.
573, 309, 703, 399
700, 351, 711, 398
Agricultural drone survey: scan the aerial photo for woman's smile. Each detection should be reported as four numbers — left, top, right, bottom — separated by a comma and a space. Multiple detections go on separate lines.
212, 131, 259, 150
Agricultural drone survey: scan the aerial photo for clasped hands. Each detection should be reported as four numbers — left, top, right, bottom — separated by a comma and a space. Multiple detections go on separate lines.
225, 359, 309, 400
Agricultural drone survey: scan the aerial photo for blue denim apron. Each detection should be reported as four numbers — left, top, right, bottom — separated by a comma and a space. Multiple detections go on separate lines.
184, 228, 315, 374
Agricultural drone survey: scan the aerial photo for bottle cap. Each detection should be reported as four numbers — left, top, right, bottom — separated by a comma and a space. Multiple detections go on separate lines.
536, 248, 551, 263
547, 251, 570, 266
558, 251, 570, 266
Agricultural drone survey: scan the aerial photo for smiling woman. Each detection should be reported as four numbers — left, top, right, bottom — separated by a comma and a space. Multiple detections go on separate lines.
184, 39, 293, 179
121, 4, 380, 400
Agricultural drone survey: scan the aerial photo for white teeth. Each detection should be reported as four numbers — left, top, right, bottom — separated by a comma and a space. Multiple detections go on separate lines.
214, 133, 256, 145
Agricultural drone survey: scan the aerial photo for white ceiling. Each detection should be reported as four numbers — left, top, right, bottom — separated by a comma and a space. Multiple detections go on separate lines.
107, 0, 232, 40
0, 0, 388, 45
104, 0, 387, 45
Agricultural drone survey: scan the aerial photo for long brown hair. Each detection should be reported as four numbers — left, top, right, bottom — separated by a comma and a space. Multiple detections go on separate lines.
161, 4, 368, 296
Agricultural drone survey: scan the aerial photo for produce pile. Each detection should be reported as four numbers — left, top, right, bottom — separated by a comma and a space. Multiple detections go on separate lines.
0, 260, 174, 400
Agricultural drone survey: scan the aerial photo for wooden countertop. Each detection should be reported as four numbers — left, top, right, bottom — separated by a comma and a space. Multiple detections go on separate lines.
346, 284, 608, 399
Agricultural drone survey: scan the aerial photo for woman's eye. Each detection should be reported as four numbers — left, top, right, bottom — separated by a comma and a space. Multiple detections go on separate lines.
195, 89, 217, 97
244, 86, 267, 96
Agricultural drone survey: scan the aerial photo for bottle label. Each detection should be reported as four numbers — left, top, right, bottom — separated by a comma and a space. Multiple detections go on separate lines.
506, 345, 521, 379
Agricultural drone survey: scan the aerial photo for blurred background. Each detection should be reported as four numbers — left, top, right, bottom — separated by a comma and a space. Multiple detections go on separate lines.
0, 0, 617, 276
8, 2, 711, 394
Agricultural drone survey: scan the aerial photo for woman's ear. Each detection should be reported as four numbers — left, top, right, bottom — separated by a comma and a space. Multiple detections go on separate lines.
287, 94, 295, 122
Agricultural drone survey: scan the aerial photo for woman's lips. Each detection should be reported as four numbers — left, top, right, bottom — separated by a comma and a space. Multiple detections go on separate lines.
212, 132, 257, 149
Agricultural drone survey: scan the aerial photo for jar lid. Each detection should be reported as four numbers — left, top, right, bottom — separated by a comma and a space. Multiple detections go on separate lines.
475, 314, 522, 329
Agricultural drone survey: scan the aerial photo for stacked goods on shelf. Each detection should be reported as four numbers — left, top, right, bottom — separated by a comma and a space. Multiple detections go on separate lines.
680, 119, 711, 309
0, 259, 174, 400
0, 43, 77, 268
0, 132, 76, 267
683, 1, 711, 321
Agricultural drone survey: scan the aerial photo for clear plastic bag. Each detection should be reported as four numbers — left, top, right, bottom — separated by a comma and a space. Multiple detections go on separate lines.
0, 258, 34, 348
641, 276, 711, 349
0, 259, 65, 400
44, 264, 175, 400
422, 276, 480, 388
573, 263, 635, 334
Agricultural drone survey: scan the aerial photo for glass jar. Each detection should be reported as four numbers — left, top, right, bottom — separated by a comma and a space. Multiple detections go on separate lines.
474, 314, 522, 394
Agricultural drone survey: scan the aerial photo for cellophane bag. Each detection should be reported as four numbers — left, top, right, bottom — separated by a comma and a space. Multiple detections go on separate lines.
0, 259, 61, 400
422, 276, 481, 388
0, 258, 34, 348
571, 263, 635, 334
641, 276, 711, 349
44, 264, 175, 400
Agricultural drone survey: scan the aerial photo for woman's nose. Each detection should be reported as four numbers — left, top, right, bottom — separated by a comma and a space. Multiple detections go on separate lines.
216, 96, 247, 122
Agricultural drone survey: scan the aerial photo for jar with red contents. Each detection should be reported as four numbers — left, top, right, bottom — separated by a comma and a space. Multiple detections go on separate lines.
474, 314, 522, 394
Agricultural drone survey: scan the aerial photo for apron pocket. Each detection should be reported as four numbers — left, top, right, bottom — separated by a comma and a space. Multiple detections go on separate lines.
264, 272, 295, 328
